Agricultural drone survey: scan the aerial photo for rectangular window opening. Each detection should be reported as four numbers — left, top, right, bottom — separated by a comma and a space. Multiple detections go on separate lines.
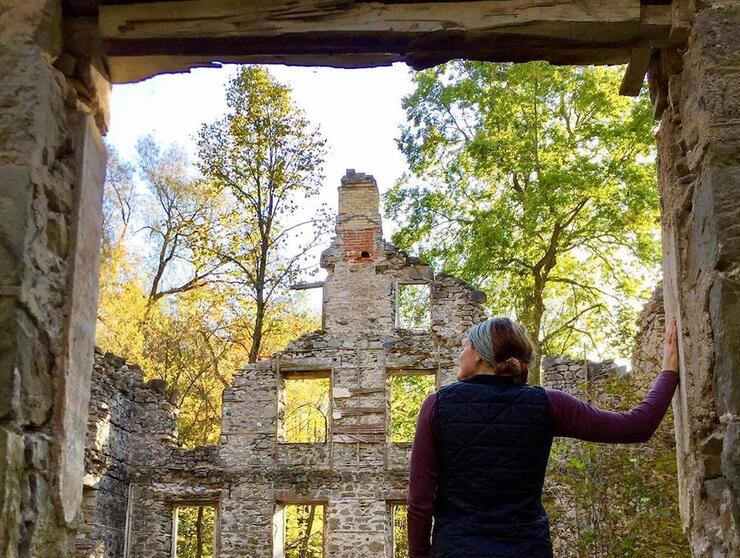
396, 283, 431, 331
279, 372, 331, 443
289, 281, 326, 331
388, 371, 436, 443
273, 503, 325, 558
391, 504, 409, 558
173, 504, 217, 558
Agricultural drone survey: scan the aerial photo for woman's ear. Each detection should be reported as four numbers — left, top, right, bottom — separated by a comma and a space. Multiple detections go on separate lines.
471, 348, 483, 365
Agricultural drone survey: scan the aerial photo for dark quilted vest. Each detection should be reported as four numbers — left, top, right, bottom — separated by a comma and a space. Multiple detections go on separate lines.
431, 374, 554, 558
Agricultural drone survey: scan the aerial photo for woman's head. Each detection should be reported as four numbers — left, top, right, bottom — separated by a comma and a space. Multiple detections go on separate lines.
457, 317, 535, 383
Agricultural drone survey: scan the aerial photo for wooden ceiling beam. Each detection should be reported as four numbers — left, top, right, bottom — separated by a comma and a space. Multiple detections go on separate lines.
97, 0, 681, 84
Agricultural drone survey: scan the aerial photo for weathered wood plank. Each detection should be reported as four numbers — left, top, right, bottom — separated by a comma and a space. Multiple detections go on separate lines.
337, 406, 385, 416
98, 0, 685, 83
619, 47, 652, 95
101, 0, 641, 39
290, 281, 325, 290
353, 387, 386, 395
282, 369, 331, 379
386, 368, 437, 376
333, 424, 385, 434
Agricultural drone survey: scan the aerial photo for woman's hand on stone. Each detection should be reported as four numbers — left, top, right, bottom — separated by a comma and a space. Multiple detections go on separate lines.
662, 316, 679, 373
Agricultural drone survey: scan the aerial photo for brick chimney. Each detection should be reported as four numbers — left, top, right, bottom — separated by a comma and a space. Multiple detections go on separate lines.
336, 169, 382, 262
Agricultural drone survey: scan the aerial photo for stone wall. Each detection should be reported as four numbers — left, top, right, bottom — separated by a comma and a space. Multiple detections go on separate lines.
75, 166, 732, 557
75, 349, 225, 558
651, 1, 740, 554
214, 171, 487, 557
541, 356, 627, 394
631, 286, 666, 384
0, 2, 109, 556
74, 171, 487, 558
1, 2, 738, 555
74, 349, 178, 558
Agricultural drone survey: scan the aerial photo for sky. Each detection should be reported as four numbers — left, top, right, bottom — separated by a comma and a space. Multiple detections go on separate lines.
107, 63, 416, 222
107, 63, 417, 313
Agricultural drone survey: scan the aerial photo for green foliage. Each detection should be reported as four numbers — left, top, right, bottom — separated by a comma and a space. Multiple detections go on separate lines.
285, 504, 324, 558
176, 505, 216, 558
545, 374, 689, 557
282, 378, 330, 443
393, 505, 409, 558
386, 62, 661, 381
397, 284, 431, 330
390, 374, 436, 443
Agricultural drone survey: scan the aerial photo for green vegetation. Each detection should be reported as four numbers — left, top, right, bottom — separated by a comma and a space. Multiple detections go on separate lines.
397, 284, 431, 330
386, 61, 661, 382
390, 374, 436, 443
282, 378, 331, 443
176, 505, 216, 558
285, 504, 324, 558
545, 373, 689, 557
393, 505, 409, 558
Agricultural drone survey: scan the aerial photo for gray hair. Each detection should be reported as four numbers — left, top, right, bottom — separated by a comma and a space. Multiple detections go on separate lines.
467, 317, 499, 367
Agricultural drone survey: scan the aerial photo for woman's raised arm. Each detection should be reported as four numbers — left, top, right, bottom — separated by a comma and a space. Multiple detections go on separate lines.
547, 317, 680, 444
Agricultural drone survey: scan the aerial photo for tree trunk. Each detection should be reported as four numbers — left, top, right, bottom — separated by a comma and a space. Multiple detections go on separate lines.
248, 295, 265, 363
518, 280, 545, 385
298, 505, 317, 558
196, 506, 204, 558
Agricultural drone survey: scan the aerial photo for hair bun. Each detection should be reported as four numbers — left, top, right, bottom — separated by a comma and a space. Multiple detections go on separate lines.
493, 357, 528, 383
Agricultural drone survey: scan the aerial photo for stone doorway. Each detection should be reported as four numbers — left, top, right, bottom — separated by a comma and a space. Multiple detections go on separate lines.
1, 1, 737, 556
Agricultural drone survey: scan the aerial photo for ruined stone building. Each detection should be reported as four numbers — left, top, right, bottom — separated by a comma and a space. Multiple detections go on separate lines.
2, 1, 738, 557
77, 171, 488, 557
75, 183, 673, 558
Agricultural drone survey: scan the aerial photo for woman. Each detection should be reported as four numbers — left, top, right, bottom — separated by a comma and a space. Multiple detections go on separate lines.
407, 316, 680, 558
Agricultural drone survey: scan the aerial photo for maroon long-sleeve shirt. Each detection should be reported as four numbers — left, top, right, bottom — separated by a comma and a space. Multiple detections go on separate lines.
407, 370, 679, 558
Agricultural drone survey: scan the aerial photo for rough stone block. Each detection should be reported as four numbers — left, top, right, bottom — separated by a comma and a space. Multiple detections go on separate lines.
0, 0, 63, 59
709, 276, 740, 416
0, 165, 34, 290
52, 112, 106, 526
0, 427, 24, 558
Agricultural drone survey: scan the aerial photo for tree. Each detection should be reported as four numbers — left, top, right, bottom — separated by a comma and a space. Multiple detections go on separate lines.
101, 144, 136, 253
136, 135, 226, 306
97, 69, 326, 446
285, 504, 324, 558
197, 66, 329, 363
386, 62, 661, 382
176, 505, 216, 558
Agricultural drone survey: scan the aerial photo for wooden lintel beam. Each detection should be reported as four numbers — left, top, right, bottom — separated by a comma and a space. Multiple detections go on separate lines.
97, 0, 680, 83
100, 0, 642, 40
619, 47, 653, 96
290, 281, 325, 291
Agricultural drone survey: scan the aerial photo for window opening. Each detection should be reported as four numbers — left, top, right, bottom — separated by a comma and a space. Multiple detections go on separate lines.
396, 283, 431, 330
173, 504, 217, 558
274, 503, 325, 558
391, 504, 409, 558
279, 372, 330, 443
388, 370, 436, 443
289, 281, 325, 330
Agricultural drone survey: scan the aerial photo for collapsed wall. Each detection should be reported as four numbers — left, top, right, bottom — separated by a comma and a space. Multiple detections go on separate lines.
75, 349, 178, 557
77, 170, 487, 557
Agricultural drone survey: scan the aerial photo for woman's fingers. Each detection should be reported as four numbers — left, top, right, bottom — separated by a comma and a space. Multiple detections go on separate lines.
662, 316, 679, 372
